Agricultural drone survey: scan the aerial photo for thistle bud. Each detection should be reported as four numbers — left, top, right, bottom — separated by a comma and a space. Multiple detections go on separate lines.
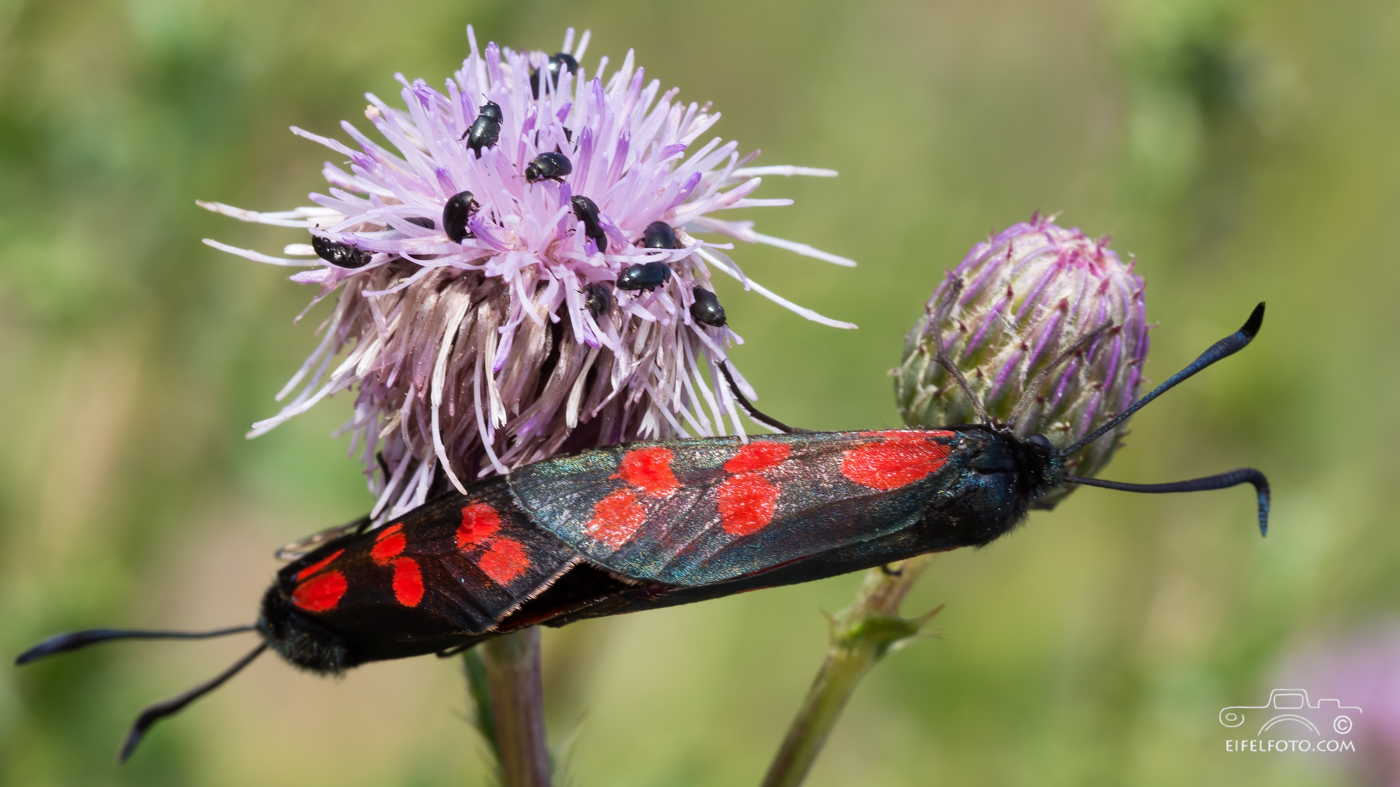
895, 214, 1149, 508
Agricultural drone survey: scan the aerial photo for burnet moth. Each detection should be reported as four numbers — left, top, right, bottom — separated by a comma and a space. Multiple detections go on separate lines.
16, 302, 1271, 762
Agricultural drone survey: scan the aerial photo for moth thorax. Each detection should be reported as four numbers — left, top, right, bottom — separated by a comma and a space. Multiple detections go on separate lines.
1013, 434, 1062, 502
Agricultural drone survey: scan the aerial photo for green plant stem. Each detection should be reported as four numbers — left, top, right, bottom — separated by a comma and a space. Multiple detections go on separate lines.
478, 628, 552, 787
761, 555, 940, 787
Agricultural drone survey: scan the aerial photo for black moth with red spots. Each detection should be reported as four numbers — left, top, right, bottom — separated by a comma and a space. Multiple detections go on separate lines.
16, 305, 1272, 761
268, 428, 1007, 673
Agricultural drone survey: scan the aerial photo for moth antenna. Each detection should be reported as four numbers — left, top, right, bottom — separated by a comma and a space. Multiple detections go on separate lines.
1066, 468, 1271, 536
926, 278, 991, 426
119, 644, 268, 763
1061, 302, 1265, 457
1005, 319, 1115, 429
718, 362, 811, 435
15, 626, 256, 666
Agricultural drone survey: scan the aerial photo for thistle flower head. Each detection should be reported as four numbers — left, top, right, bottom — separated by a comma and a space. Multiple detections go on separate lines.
895, 214, 1148, 507
202, 28, 853, 518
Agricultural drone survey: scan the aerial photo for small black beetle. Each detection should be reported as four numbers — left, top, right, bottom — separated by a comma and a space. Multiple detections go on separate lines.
477, 100, 504, 123
311, 234, 372, 269
570, 195, 608, 254
404, 216, 436, 229
583, 282, 612, 317
525, 152, 572, 183
464, 101, 502, 156
530, 52, 580, 98
616, 261, 672, 292
642, 221, 679, 250
442, 191, 480, 243
689, 287, 727, 327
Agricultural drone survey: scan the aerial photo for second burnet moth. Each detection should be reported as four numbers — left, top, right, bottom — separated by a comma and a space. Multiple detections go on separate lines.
17, 303, 1272, 761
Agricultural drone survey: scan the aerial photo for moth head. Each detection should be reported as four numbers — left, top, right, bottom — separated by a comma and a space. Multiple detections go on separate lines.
258, 581, 353, 675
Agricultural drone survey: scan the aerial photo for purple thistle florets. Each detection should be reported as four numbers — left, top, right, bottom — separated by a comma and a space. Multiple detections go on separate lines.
896, 214, 1149, 507
202, 28, 853, 519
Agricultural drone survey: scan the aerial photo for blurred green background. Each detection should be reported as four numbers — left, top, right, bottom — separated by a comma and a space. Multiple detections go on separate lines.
2, 0, 1397, 784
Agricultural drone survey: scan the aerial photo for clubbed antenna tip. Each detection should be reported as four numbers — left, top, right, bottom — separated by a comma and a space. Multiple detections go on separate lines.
1241, 302, 1266, 340
1067, 468, 1271, 537
1061, 302, 1267, 458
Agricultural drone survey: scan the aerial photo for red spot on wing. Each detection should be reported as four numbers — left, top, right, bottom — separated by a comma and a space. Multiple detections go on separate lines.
392, 558, 424, 607
371, 524, 407, 565
842, 435, 952, 491
615, 446, 680, 497
724, 441, 792, 474
478, 538, 530, 585
292, 570, 347, 612
455, 501, 530, 586
586, 489, 647, 549
296, 549, 344, 580
718, 473, 780, 536
458, 502, 502, 549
